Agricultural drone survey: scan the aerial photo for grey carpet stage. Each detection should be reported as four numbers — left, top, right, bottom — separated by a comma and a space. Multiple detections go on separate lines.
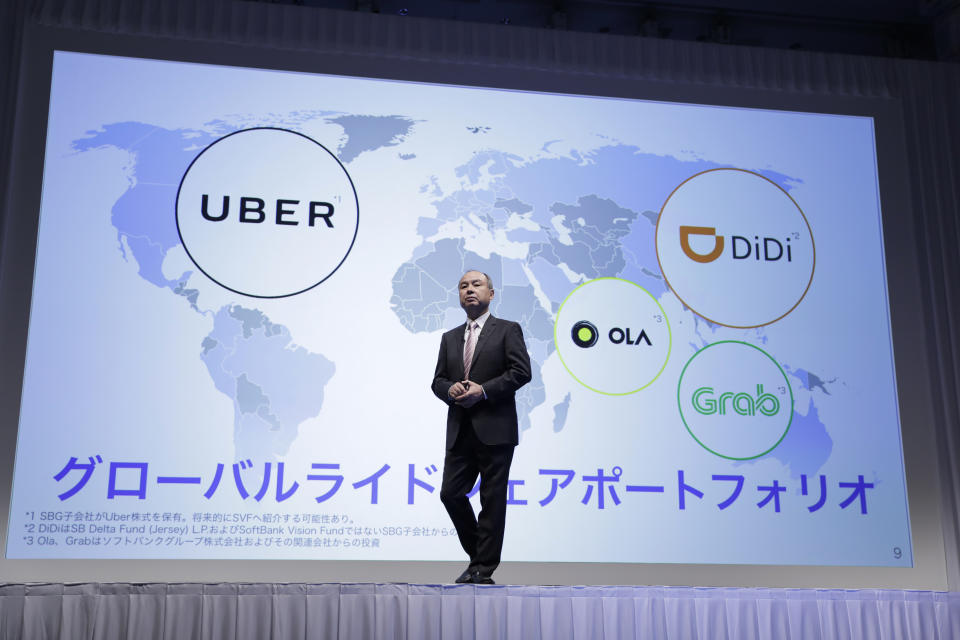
0, 582, 958, 639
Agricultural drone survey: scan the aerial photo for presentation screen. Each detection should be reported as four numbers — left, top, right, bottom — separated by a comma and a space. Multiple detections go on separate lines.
6, 50, 910, 568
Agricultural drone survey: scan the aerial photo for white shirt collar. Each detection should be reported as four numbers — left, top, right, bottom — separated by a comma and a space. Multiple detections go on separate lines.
465, 310, 491, 334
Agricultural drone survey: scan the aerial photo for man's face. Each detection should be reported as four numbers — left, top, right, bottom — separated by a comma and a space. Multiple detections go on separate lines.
458, 271, 494, 318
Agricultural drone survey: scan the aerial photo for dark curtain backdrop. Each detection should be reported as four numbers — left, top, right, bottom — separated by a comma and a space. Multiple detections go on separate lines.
0, 0, 958, 592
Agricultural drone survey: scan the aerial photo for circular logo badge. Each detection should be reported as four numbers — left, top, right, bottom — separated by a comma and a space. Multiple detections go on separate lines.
176, 127, 359, 298
571, 321, 599, 348
677, 340, 794, 460
655, 168, 814, 328
554, 278, 671, 395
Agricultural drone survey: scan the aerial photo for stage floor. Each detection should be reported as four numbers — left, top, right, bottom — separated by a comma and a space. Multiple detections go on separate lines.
0, 582, 958, 639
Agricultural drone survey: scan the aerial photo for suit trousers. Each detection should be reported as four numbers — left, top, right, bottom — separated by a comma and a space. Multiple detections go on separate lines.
439, 417, 515, 577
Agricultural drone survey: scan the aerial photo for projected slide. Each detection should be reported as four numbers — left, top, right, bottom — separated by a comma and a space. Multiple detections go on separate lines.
7, 51, 911, 566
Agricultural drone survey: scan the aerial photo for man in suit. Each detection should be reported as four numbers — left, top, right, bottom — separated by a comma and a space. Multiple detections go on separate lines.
432, 270, 532, 584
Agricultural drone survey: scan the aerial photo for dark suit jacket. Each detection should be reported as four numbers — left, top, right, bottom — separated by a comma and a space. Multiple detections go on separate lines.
432, 316, 532, 449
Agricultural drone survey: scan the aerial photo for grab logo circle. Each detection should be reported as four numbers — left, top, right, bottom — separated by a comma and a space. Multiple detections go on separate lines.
655, 168, 814, 328
677, 341, 794, 460
176, 127, 359, 298
554, 278, 671, 395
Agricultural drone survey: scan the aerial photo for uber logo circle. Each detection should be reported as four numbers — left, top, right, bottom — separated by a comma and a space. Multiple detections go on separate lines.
176, 127, 359, 298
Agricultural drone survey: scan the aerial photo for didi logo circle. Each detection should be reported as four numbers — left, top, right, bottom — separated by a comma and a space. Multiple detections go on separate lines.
554, 278, 671, 395
677, 341, 794, 460
176, 127, 359, 298
655, 168, 814, 328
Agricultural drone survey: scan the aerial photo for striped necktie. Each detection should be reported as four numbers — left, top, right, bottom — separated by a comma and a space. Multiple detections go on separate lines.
463, 321, 478, 380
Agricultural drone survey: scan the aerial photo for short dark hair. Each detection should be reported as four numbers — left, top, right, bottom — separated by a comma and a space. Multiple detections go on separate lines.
462, 270, 493, 289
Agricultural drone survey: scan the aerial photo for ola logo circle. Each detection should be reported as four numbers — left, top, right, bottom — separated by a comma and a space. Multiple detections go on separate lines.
677, 341, 794, 460
554, 278, 671, 395
655, 168, 814, 328
176, 127, 359, 298
571, 321, 599, 348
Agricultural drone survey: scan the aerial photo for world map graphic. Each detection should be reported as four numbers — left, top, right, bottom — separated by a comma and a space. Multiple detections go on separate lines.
72, 111, 834, 476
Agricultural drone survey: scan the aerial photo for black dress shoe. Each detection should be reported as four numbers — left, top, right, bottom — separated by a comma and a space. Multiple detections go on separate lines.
473, 575, 495, 584
454, 568, 475, 583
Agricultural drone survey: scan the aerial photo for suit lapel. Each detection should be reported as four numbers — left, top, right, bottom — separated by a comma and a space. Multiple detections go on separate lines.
469, 316, 496, 372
